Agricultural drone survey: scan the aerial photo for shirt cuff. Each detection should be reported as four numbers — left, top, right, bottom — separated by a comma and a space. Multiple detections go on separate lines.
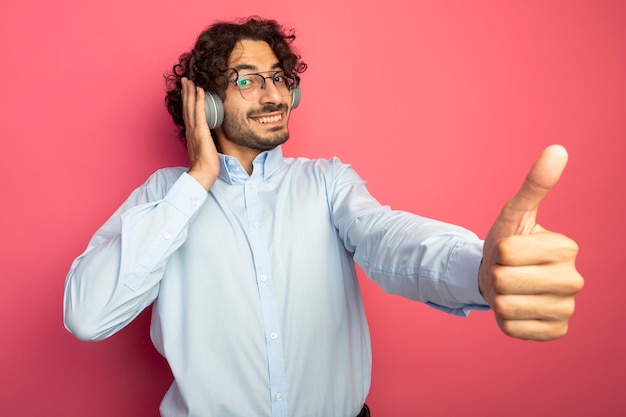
163, 172, 209, 218
429, 239, 490, 317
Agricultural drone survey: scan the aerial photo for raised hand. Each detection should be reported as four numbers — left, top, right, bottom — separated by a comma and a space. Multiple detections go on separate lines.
479, 145, 584, 341
181, 77, 220, 191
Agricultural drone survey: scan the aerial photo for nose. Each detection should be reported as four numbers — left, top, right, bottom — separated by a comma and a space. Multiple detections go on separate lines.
258, 78, 283, 105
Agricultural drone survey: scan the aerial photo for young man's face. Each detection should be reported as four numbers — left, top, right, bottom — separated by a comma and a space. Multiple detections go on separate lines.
215, 40, 293, 152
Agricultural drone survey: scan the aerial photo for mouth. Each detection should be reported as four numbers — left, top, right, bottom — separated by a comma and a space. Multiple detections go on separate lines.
250, 112, 284, 125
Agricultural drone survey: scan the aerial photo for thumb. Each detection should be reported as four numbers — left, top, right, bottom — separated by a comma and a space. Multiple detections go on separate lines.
495, 144, 569, 236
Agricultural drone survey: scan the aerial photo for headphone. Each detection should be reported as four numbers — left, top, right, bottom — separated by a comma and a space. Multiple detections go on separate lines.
188, 58, 302, 129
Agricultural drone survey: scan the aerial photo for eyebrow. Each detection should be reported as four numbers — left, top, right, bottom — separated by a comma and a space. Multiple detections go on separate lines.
231, 62, 283, 73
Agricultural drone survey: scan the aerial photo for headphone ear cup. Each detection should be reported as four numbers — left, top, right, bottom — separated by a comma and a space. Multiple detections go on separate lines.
203, 91, 224, 129
290, 85, 302, 110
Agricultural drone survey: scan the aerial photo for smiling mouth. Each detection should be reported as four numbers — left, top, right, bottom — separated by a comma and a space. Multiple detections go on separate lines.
251, 113, 283, 124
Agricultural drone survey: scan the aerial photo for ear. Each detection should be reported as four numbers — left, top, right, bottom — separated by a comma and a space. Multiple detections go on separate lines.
203, 91, 224, 129
291, 85, 302, 109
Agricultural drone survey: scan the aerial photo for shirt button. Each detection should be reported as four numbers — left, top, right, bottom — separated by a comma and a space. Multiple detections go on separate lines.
164, 233, 172, 240
260, 274, 268, 282
270, 331, 278, 340
253, 223, 260, 230
192, 199, 200, 207
275, 392, 283, 401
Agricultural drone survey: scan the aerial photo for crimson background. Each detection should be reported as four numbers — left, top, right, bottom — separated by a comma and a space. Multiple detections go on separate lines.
1, 1, 624, 416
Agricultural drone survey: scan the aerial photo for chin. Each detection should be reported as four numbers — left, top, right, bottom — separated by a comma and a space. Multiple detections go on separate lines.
257, 133, 289, 150
220, 118, 290, 151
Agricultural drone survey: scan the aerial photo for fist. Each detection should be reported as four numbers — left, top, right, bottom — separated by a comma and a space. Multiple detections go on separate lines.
479, 145, 584, 340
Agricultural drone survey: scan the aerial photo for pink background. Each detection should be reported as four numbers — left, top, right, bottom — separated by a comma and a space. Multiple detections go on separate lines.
1, 1, 625, 415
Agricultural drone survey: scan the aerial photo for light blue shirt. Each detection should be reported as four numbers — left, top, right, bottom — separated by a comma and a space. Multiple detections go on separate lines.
64, 146, 488, 417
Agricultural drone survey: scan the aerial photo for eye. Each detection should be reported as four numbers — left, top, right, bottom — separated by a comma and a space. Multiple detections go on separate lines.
236, 75, 255, 89
275, 72, 294, 89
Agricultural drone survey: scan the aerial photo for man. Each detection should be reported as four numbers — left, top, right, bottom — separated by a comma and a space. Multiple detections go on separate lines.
63, 17, 583, 417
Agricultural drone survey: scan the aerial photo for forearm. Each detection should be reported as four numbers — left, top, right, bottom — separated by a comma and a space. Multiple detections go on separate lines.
352, 210, 488, 316
328, 161, 487, 315
63, 234, 160, 341
63, 171, 207, 340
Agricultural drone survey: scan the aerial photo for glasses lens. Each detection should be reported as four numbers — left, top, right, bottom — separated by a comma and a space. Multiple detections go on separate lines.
235, 72, 296, 101
274, 72, 296, 94
235, 74, 260, 100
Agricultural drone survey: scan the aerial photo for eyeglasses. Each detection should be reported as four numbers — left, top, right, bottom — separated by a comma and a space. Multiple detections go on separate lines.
225, 68, 297, 101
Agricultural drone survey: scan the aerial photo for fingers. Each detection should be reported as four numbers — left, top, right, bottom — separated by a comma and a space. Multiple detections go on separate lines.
181, 78, 219, 191
493, 294, 576, 321
495, 317, 570, 341
194, 85, 206, 127
484, 245, 584, 340
492, 264, 584, 296
484, 145, 569, 263
181, 77, 193, 128
182, 78, 206, 129
480, 145, 583, 340
488, 229, 584, 341
508, 144, 569, 214
495, 230, 579, 266
489, 231, 583, 296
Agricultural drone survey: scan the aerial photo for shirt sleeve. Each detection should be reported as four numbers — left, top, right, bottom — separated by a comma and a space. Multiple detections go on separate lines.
328, 158, 489, 316
63, 170, 208, 341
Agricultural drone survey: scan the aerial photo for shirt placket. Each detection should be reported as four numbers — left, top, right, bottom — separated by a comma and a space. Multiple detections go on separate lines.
243, 178, 289, 417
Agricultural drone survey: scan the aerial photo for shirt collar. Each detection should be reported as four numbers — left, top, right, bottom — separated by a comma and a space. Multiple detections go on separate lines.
217, 146, 284, 184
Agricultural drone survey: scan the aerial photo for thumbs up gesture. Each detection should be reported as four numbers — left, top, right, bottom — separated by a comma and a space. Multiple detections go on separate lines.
479, 145, 584, 341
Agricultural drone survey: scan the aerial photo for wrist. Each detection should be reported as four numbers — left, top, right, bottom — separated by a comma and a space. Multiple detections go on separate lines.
187, 168, 217, 191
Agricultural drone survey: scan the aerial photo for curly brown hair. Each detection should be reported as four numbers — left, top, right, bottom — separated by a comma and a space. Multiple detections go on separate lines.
164, 16, 307, 140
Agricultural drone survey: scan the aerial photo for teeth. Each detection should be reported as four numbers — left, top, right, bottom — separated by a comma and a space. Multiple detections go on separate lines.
255, 114, 282, 124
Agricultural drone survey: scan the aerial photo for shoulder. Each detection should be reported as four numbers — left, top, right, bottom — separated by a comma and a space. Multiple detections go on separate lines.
148, 166, 188, 183
141, 167, 188, 198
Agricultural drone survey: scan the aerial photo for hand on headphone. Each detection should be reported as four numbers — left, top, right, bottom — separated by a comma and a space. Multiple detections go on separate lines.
182, 77, 220, 191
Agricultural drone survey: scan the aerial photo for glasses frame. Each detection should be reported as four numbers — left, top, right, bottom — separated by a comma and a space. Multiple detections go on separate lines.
223, 68, 298, 101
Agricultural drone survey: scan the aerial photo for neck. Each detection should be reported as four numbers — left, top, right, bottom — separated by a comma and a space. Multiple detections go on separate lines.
216, 139, 262, 175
